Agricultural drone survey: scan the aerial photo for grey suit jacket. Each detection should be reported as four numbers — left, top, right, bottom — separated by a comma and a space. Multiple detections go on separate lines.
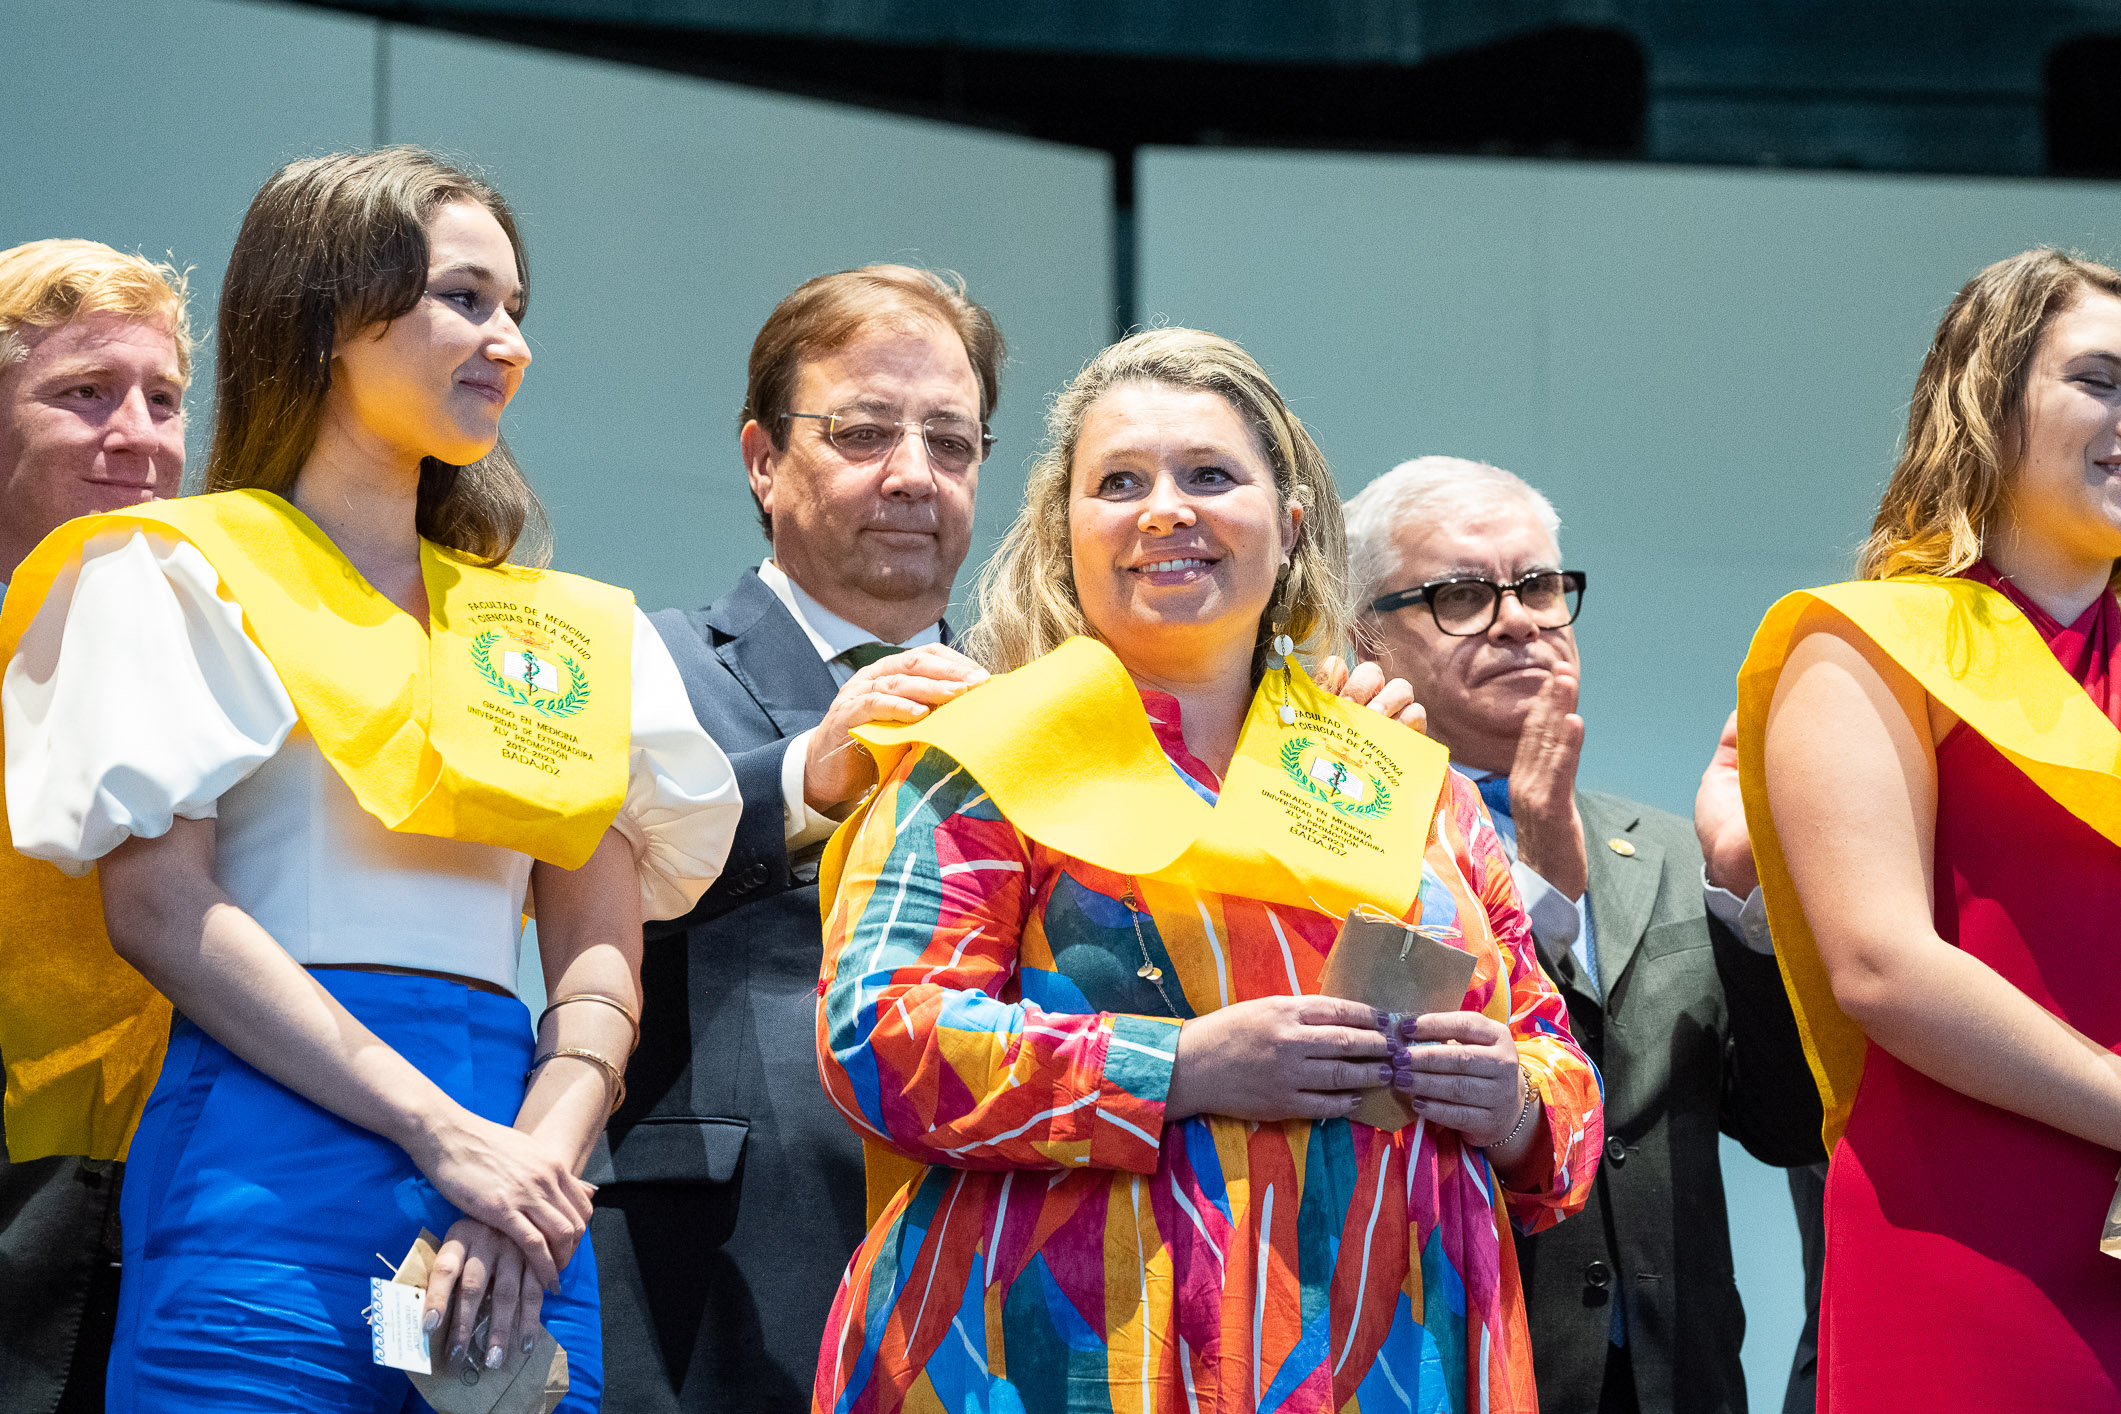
1513, 790, 1823, 1414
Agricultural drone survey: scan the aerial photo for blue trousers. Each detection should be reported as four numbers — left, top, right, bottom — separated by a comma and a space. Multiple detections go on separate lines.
108, 970, 602, 1412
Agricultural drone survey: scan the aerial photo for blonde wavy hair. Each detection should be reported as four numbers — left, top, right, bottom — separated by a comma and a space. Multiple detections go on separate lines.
1860, 247, 2121, 583
968, 327, 1349, 676
0, 239, 192, 380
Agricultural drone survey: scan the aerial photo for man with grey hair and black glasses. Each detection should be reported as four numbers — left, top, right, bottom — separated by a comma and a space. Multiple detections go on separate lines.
1343, 455, 1822, 1414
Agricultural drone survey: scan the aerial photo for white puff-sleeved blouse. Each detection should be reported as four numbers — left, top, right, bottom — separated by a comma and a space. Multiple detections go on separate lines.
2, 528, 740, 993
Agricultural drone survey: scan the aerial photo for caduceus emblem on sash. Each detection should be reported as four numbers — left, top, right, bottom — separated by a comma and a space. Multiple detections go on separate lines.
471, 627, 592, 719
1280, 736, 1393, 820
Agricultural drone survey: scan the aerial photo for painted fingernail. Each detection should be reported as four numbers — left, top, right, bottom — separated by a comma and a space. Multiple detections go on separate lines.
1376, 1064, 1393, 1084
423, 1309, 441, 1333
487, 1345, 506, 1369
1373, 1009, 1391, 1031
1399, 1016, 1419, 1041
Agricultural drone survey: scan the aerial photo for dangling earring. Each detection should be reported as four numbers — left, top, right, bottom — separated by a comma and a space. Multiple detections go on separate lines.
1267, 610, 1297, 724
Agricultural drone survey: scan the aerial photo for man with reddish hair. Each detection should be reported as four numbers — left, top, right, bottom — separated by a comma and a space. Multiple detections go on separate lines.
0, 237, 190, 1414
591, 265, 1000, 1413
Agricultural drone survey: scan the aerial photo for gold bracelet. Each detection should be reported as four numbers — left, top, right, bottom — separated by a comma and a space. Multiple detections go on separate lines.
536, 993, 641, 1056
1481, 1068, 1538, 1151
526, 1046, 628, 1116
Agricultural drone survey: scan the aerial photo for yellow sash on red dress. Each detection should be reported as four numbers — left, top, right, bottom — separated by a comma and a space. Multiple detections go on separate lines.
821, 634, 1453, 1216
1737, 576, 2121, 1150
0, 490, 634, 1160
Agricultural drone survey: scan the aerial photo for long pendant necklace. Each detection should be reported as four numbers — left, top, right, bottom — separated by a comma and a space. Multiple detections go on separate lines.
1121, 640, 1294, 1022
1121, 881, 1181, 1017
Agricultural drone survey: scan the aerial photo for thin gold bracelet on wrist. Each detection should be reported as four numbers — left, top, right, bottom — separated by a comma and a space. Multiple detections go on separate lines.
526, 1046, 628, 1116
1481, 1068, 1537, 1151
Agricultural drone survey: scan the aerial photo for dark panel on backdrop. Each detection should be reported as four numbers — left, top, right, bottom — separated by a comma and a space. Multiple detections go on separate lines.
2046, 36, 2121, 179
301, 6, 1646, 160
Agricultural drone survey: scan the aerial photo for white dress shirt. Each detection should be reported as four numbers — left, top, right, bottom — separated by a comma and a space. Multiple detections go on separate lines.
755, 559, 942, 850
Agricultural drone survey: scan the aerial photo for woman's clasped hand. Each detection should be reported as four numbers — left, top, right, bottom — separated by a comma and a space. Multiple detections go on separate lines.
1386, 1010, 1535, 1149
411, 1114, 596, 1360
1164, 997, 1531, 1148
1162, 994, 1391, 1121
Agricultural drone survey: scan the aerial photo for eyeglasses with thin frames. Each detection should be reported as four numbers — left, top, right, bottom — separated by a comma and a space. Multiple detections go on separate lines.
1369, 569, 1588, 637
780, 409, 994, 474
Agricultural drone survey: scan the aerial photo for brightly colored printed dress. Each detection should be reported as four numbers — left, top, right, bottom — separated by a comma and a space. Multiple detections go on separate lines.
814, 688, 1601, 1414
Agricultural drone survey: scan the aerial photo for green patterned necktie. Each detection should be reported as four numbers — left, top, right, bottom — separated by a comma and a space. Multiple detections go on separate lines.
836, 642, 902, 672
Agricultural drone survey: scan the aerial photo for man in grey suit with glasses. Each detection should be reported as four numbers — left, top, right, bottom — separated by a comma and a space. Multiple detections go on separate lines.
1345, 456, 1824, 1414
590, 265, 1000, 1414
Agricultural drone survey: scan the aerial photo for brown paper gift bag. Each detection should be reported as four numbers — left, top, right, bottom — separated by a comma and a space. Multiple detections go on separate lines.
392, 1230, 570, 1414
1316, 905, 1478, 1131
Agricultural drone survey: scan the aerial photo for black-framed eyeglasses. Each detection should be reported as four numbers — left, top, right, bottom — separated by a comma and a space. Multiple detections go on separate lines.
780, 409, 994, 474
1369, 569, 1587, 637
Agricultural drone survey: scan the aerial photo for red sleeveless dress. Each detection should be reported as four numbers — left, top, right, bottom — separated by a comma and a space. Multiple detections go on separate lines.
1821, 564, 2121, 1411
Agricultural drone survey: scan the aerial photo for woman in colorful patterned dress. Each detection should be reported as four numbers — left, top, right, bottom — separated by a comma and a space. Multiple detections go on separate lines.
811, 328, 1602, 1414
1740, 249, 2121, 1409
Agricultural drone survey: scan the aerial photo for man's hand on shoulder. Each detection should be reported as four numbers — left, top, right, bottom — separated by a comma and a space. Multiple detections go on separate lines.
1695, 709, 1760, 897
1314, 654, 1429, 734
1508, 669, 1588, 902
804, 645, 988, 817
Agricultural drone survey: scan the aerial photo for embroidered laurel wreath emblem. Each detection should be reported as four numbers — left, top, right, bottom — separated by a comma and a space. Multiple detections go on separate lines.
1280, 735, 1392, 820
471, 629, 592, 719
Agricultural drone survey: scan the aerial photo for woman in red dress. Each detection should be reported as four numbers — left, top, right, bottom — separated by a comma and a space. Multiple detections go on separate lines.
1743, 249, 2121, 1411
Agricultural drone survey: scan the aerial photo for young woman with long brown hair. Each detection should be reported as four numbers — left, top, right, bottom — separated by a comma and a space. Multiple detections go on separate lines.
1, 148, 739, 1411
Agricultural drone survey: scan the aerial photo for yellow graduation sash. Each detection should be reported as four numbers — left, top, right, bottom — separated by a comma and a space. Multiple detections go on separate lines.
1736, 576, 2121, 1150
0, 490, 634, 1159
821, 635, 1452, 1215
828, 634, 1451, 920
0, 821, 153, 1162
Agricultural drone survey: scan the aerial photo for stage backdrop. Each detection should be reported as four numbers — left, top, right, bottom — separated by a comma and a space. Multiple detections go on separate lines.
0, 0, 1112, 620
1137, 146, 2121, 1407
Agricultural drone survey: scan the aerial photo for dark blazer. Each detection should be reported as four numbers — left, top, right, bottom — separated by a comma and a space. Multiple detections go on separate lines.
1513, 790, 1823, 1414
588, 570, 892, 1414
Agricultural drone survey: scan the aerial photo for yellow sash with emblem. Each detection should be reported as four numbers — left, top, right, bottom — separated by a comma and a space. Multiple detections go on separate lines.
1737, 576, 2121, 1151
821, 634, 1453, 1215
0, 489, 633, 1159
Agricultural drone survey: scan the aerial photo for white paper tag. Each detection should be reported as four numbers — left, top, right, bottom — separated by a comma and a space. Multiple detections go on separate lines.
368, 1277, 432, 1373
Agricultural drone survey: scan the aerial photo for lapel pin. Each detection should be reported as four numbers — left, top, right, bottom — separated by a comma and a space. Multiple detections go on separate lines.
1607, 837, 1636, 857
